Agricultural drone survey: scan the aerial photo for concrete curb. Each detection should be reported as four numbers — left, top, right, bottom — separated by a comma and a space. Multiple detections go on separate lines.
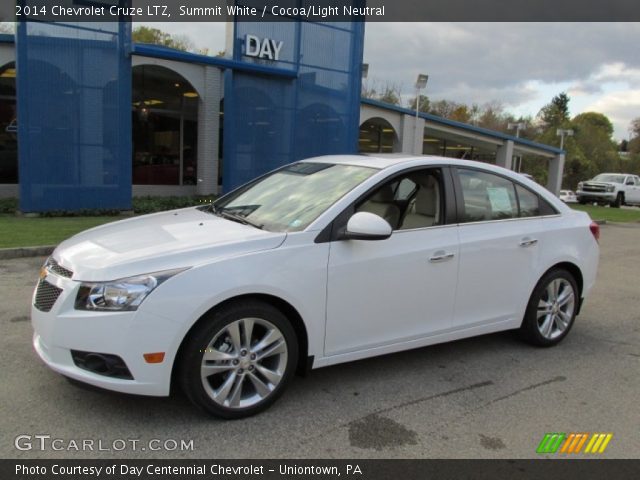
0, 245, 55, 260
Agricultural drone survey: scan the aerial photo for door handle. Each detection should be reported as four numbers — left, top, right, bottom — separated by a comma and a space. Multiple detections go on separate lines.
519, 237, 538, 247
429, 251, 455, 263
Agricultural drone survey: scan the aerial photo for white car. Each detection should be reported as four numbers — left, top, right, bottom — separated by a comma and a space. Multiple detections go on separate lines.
559, 190, 577, 203
577, 173, 640, 207
32, 155, 600, 418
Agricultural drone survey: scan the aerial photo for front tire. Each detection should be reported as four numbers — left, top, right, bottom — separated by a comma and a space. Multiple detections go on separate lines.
519, 269, 578, 347
611, 192, 624, 208
179, 301, 298, 419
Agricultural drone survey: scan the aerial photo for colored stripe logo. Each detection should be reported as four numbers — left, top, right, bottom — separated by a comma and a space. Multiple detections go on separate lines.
537, 433, 613, 454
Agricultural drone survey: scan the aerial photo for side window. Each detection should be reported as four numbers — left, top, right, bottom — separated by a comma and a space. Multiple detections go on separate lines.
356, 168, 444, 230
395, 178, 417, 201
458, 169, 517, 222
515, 184, 540, 217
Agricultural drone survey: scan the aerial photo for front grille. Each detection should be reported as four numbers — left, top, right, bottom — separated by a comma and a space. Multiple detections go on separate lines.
583, 184, 606, 193
49, 258, 73, 278
34, 280, 63, 312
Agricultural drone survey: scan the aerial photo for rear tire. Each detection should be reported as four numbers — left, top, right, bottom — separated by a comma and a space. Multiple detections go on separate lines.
519, 269, 579, 347
179, 300, 298, 419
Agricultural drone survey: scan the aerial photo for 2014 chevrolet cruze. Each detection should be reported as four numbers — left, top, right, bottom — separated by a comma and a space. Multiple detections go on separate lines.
32, 155, 599, 418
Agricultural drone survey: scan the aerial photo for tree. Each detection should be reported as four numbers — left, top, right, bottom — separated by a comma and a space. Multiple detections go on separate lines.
429, 99, 460, 119
408, 94, 430, 113
361, 80, 402, 106
630, 117, 640, 138
571, 112, 620, 175
377, 85, 401, 105
132, 26, 195, 52
476, 101, 509, 131
619, 139, 628, 152
629, 117, 640, 154
538, 92, 570, 127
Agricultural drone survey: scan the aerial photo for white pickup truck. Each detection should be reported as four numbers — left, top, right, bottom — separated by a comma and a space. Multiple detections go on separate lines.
577, 173, 640, 207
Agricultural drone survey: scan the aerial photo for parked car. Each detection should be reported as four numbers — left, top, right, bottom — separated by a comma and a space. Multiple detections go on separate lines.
576, 173, 640, 207
31, 155, 600, 418
559, 190, 577, 203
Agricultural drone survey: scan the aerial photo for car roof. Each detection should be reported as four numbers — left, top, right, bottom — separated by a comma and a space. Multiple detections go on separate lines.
300, 154, 425, 169
299, 154, 530, 176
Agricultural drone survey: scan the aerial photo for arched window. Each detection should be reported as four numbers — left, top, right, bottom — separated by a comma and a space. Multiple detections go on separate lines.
132, 65, 199, 185
359, 117, 398, 153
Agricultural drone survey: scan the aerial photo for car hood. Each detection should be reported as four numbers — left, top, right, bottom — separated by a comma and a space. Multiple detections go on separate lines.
583, 181, 615, 186
53, 207, 286, 281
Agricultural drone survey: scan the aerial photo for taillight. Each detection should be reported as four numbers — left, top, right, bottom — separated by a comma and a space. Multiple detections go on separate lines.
589, 221, 600, 242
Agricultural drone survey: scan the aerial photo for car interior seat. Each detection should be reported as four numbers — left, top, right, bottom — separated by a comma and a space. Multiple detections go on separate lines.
359, 184, 401, 228
401, 174, 440, 229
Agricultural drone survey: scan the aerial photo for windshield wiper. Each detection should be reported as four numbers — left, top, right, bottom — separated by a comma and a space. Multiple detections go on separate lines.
211, 206, 264, 230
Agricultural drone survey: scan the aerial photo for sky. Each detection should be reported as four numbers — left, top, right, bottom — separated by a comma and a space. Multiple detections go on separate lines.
139, 22, 640, 141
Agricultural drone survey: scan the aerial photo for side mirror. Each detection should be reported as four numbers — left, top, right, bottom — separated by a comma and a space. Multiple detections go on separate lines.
343, 212, 392, 241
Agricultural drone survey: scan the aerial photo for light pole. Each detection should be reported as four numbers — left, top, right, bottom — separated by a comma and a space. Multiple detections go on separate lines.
556, 128, 574, 150
508, 122, 526, 171
414, 74, 428, 154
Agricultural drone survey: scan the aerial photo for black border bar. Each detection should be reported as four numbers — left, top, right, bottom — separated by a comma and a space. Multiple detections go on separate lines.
4, 459, 640, 480
3, 0, 640, 23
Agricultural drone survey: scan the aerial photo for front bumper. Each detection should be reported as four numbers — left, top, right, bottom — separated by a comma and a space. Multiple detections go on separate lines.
576, 191, 615, 202
31, 272, 181, 397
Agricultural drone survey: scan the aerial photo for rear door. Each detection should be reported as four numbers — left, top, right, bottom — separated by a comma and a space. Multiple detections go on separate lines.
451, 168, 548, 329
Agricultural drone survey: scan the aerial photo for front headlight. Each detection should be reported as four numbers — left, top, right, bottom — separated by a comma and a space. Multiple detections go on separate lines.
606, 185, 615, 192
75, 268, 188, 311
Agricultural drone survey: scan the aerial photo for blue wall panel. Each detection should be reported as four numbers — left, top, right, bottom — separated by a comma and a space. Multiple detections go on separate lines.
17, 13, 132, 212
224, 6, 365, 191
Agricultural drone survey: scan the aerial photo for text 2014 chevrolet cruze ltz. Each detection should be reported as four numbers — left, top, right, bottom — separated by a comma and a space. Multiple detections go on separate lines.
31, 155, 599, 418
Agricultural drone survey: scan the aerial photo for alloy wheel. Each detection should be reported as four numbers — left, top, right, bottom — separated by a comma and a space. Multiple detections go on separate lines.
536, 278, 576, 340
200, 318, 288, 409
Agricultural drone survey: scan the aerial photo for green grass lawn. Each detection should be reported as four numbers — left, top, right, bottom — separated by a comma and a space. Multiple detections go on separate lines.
0, 216, 121, 249
571, 204, 640, 223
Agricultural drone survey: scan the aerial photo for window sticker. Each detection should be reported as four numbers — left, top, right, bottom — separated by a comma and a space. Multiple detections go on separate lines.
487, 187, 513, 213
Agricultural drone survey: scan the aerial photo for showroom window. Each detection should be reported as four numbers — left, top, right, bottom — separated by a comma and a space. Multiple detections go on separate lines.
0, 62, 17, 184
132, 65, 198, 185
359, 118, 397, 153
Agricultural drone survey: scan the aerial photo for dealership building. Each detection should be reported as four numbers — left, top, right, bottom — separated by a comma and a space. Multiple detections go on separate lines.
0, 20, 564, 212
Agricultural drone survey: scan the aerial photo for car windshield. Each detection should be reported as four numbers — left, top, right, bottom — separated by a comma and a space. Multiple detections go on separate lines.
211, 162, 377, 232
593, 174, 626, 184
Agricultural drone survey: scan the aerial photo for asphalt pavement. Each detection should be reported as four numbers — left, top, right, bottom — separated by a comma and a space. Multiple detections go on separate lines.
1, 224, 638, 459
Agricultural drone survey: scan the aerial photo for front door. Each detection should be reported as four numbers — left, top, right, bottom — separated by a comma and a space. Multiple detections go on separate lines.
324, 168, 459, 355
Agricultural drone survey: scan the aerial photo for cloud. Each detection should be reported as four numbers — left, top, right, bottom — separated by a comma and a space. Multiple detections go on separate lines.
585, 90, 640, 138
364, 22, 640, 136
